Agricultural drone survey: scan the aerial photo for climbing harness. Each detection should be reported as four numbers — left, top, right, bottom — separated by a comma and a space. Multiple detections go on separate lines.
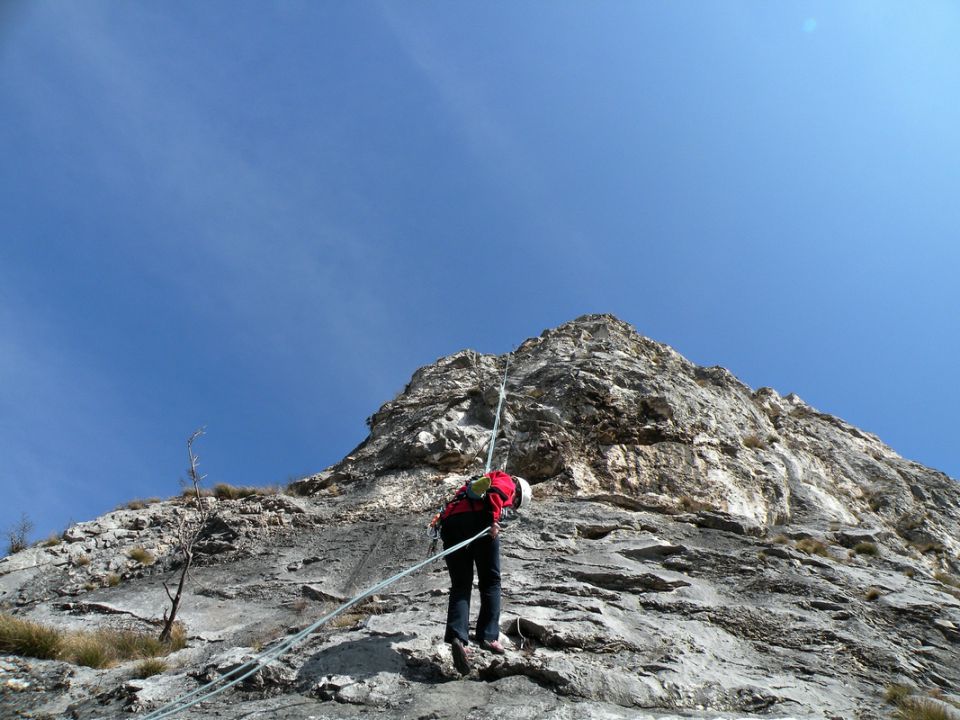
139, 526, 492, 720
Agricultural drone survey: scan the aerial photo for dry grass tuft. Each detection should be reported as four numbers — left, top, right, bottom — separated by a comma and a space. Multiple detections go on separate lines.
893, 698, 955, 720
886, 684, 915, 705
865, 586, 883, 601
212, 483, 278, 500
742, 434, 767, 449
180, 487, 215, 500
853, 541, 879, 556
133, 658, 169, 678
105, 573, 122, 587
795, 538, 830, 557
934, 572, 960, 589
909, 541, 945, 555
886, 682, 960, 719
0, 614, 186, 669
124, 497, 162, 510
0, 613, 62, 659
213, 483, 259, 500
678, 496, 715, 513
127, 547, 155, 566
324, 597, 392, 631
771, 534, 792, 545
68, 634, 114, 668
73, 554, 92, 567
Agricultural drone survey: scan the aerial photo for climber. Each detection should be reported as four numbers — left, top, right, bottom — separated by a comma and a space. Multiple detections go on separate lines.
433, 470, 531, 675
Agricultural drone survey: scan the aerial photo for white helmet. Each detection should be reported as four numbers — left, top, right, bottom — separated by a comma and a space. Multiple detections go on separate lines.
513, 476, 532, 511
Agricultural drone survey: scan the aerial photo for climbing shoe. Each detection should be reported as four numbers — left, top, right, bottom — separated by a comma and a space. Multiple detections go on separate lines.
480, 639, 506, 654
451, 638, 471, 675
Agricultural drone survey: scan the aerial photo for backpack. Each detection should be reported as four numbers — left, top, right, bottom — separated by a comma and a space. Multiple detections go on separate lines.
427, 475, 491, 542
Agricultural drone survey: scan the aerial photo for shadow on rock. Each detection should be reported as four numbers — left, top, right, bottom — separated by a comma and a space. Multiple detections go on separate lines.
296, 633, 415, 685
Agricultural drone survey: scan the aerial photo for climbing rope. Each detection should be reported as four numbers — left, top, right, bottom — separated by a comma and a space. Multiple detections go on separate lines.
139, 526, 491, 720
484, 353, 511, 473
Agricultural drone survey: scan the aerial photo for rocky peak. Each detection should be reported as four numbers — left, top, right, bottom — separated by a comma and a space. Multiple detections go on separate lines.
299, 314, 960, 563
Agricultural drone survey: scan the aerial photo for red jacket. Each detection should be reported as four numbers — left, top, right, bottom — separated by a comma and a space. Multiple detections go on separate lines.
442, 471, 516, 524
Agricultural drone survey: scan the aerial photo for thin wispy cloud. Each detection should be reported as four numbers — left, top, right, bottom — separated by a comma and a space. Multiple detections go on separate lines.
377, 4, 605, 285
12, 4, 399, 396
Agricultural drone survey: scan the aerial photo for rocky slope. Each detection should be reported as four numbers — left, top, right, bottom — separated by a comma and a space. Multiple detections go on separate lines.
3, 314, 960, 719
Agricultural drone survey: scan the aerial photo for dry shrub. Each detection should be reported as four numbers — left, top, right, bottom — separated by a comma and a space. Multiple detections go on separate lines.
105, 574, 122, 587
742, 434, 767, 449
5, 514, 33, 555
771, 534, 791, 545
73, 554, 92, 567
865, 586, 883, 601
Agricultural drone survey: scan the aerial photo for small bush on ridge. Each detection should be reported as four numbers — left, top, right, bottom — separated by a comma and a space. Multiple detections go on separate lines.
5, 514, 34, 555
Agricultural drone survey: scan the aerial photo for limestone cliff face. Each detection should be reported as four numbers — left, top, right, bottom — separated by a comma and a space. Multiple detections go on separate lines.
302, 313, 960, 554
4, 314, 960, 720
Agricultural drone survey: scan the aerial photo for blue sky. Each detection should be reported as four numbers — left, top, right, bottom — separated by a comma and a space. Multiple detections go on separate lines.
2, 2, 958, 542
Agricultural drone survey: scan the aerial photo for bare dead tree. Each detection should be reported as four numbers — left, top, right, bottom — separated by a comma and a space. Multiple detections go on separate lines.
159, 428, 210, 643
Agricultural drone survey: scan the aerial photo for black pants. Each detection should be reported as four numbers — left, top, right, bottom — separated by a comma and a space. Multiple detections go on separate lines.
440, 512, 501, 645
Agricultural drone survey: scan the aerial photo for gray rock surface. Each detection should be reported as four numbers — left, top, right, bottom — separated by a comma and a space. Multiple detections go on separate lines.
3, 314, 960, 719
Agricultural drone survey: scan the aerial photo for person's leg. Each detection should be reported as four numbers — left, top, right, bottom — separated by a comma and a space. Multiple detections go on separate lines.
442, 516, 474, 644
474, 534, 502, 644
